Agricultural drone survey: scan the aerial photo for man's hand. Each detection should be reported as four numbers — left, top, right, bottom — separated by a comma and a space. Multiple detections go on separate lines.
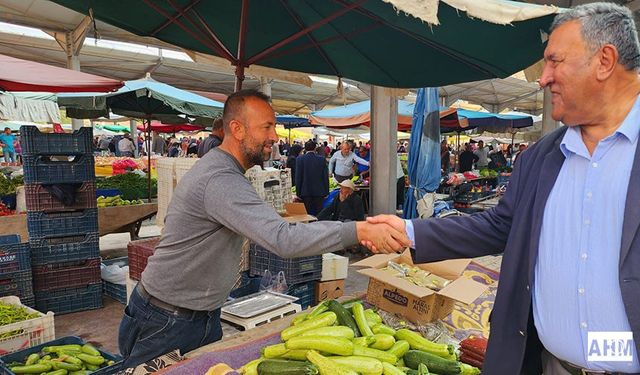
359, 215, 410, 252
356, 221, 410, 254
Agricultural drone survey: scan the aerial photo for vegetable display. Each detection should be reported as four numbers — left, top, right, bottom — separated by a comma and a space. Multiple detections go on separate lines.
96, 195, 145, 207
96, 173, 157, 200
5, 344, 115, 374
237, 299, 481, 375
0, 301, 41, 339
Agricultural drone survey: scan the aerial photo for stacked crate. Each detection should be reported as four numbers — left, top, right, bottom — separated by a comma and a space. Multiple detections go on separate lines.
20, 126, 102, 315
0, 235, 34, 307
245, 167, 293, 214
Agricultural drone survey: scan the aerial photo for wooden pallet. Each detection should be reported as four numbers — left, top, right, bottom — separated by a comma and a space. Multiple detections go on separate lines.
221, 303, 302, 331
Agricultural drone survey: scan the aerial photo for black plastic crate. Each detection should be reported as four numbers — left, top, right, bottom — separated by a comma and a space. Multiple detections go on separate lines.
30, 232, 100, 266
287, 281, 317, 309
27, 209, 98, 240
20, 293, 35, 308
22, 154, 95, 184
20, 125, 94, 156
249, 244, 322, 285
35, 283, 102, 315
102, 257, 128, 304
0, 243, 30, 274
229, 271, 261, 299
0, 270, 33, 301
33, 258, 101, 292
0, 335, 122, 375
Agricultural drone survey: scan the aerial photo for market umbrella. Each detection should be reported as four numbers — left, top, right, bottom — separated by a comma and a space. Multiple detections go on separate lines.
58, 76, 224, 199
403, 88, 441, 219
50, 0, 558, 89
0, 53, 122, 93
276, 115, 313, 144
137, 121, 204, 133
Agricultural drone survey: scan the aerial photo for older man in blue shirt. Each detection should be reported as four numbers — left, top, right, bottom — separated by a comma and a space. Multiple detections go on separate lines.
0, 127, 16, 163
366, 3, 640, 374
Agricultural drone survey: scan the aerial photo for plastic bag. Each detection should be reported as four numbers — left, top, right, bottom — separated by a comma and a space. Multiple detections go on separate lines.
259, 270, 273, 292
100, 263, 128, 285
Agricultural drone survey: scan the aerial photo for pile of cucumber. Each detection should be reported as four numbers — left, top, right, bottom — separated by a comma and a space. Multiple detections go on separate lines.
237, 299, 481, 375
5, 343, 115, 374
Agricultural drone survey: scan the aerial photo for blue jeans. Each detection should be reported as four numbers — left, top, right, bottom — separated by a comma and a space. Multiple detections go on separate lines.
118, 285, 223, 369
3, 150, 15, 163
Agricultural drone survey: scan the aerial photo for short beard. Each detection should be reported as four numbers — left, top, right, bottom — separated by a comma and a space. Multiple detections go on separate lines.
241, 143, 267, 168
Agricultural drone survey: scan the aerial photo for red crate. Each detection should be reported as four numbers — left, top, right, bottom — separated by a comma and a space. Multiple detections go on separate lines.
32, 258, 101, 292
25, 182, 96, 212
127, 237, 160, 281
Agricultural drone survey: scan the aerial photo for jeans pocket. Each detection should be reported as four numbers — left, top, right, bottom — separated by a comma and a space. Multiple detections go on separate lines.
118, 305, 140, 357
138, 312, 174, 343
200, 311, 223, 347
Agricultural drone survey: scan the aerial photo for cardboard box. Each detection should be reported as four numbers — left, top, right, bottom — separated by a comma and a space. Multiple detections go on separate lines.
321, 253, 349, 281
315, 279, 345, 302
281, 202, 317, 224
353, 250, 488, 324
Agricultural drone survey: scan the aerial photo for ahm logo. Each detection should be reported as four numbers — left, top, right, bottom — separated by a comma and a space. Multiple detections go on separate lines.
587, 332, 634, 362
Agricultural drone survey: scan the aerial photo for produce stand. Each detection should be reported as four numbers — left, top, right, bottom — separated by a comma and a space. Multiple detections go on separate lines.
0, 203, 157, 241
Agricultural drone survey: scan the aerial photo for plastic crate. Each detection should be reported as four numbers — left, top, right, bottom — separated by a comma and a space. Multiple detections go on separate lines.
0, 236, 20, 246
249, 244, 322, 285
127, 237, 160, 281
497, 175, 510, 186
0, 335, 122, 375
102, 257, 128, 304
0, 196, 15, 211
96, 188, 121, 198
22, 154, 95, 185
26, 209, 98, 240
24, 182, 96, 212
20, 125, 94, 156
229, 271, 261, 299
287, 281, 317, 309
32, 258, 101, 292
29, 232, 100, 266
34, 283, 102, 315
0, 271, 33, 301
0, 243, 30, 274
19, 295, 34, 309
0, 296, 54, 356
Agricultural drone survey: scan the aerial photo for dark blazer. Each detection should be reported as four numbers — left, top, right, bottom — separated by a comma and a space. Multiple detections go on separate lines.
412, 126, 640, 374
295, 152, 329, 198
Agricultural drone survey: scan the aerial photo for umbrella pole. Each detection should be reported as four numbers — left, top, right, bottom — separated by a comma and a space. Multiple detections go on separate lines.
510, 131, 515, 166
288, 128, 291, 145
456, 132, 460, 172
147, 119, 152, 202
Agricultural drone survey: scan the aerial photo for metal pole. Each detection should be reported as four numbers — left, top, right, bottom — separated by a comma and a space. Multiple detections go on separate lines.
147, 119, 152, 202
370, 86, 397, 215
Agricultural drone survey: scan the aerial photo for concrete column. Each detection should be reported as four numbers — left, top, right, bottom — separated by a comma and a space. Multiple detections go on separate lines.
130, 120, 139, 157
541, 87, 560, 136
370, 86, 398, 215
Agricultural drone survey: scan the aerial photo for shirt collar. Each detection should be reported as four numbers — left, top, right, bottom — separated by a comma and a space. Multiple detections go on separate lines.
615, 94, 640, 144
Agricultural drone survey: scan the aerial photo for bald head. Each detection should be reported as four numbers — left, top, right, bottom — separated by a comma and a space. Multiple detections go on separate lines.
222, 89, 271, 132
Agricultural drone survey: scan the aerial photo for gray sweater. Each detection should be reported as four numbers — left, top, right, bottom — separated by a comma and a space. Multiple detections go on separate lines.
141, 148, 358, 311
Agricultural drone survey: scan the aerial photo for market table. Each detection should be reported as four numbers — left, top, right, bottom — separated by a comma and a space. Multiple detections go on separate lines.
0, 203, 158, 241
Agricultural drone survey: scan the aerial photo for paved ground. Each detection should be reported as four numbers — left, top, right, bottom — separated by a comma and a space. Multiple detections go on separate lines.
54, 220, 503, 356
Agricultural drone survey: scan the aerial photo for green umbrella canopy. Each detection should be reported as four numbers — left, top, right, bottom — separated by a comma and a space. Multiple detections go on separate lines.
50, 0, 557, 88
57, 77, 224, 125
95, 124, 130, 133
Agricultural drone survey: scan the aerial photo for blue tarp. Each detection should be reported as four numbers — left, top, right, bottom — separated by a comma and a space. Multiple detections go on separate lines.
403, 88, 442, 219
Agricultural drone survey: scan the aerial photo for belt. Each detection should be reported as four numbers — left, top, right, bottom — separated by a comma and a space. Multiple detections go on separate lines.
136, 283, 206, 318
558, 358, 619, 375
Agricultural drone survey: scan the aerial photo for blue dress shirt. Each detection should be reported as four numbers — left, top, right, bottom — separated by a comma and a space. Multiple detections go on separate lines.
533, 98, 640, 372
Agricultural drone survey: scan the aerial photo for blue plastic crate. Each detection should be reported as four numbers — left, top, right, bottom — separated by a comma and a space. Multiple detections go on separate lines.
20, 125, 94, 156
30, 232, 100, 266
27, 209, 98, 240
19, 293, 35, 308
102, 257, 128, 304
249, 244, 322, 285
287, 281, 317, 309
0, 235, 21, 246
0, 270, 33, 301
96, 188, 121, 198
35, 283, 102, 315
22, 154, 95, 184
0, 335, 122, 375
229, 271, 261, 299
0, 195, 16, 211
0, 243, 30, 274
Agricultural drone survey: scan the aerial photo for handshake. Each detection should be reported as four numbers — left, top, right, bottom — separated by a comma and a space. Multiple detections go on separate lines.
355, 215, 411, 254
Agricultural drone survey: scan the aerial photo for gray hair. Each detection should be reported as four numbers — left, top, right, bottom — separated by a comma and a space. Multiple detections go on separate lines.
550, 2, 640, 71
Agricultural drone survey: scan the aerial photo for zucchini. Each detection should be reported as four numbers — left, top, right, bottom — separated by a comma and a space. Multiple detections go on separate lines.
395, 329, 452, 358
352, 345, 398, 364
257, 359, 318, 375
459, 363, 481, 375
353, 336, 376, 347
381, 362, 407, 375
370, 334, 396, 350
299, 326, 354, 339
262, 343, 288, 358
307, 301, 330, 319
372, 323, 397, 336
327, 300, 361, 337
403, 350, 461, 375
286, 336, 354, 356
239, 358, 263, 375
352, 303, 374, 336
281, 312, 337, 341
280, 350, 311, 361
364, 309, 382, 325
340, 298, 362, 311
292, 313, 309, 325
387, 340, 410, 359
306, 350, 357, 375
329, 356, 383, 375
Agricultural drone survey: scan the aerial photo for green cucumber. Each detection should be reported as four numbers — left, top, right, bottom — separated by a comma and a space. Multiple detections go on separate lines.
403, 350, 461, 374
256, 359, 318, 375
327, 300, 361, 337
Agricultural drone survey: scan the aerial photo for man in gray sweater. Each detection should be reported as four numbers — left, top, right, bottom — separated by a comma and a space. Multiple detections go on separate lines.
118, 89, 409, 368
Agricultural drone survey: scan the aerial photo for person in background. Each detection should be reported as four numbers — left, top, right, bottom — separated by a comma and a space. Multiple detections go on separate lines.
98, 136, 111, 153
513, 143, 528, 164
118, 133, 136, 157
286, 143, 303, 187
295, 140, 329, 215
331, 141, 341, 157
198, 118, 224, 158
440, 140, 451, 174
0, 127, 16, 163
329, 141, 369, 183
458, 143, 478, 172
397, 141, 406, 153
323, 141, 331, 157
13, 136, 21, 164
152, 131, 167, 156
355, 146, 370, 178
474, 140, 490, 169
317, 179, 364, 222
